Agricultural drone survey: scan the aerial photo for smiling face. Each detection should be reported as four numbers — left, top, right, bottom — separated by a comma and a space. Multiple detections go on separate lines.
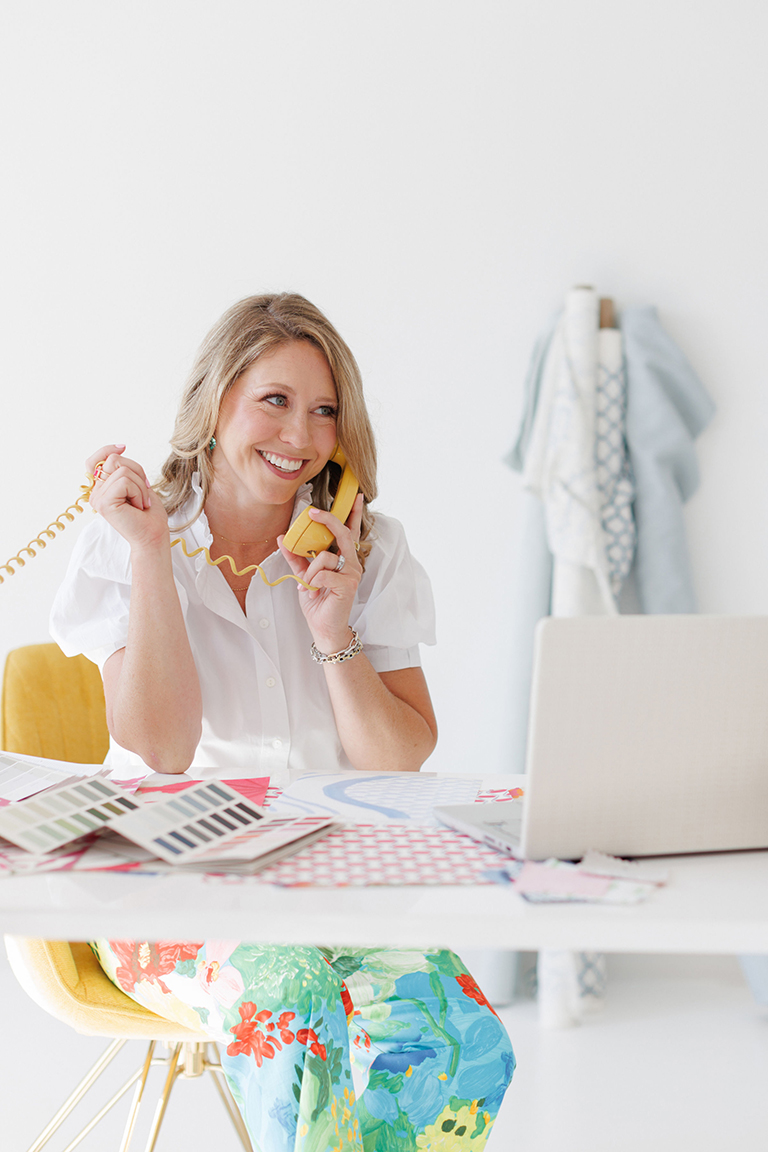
211, 339, 339, 513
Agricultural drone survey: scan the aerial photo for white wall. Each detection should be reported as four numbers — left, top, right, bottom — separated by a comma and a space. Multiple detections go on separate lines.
1, 0, 767, 774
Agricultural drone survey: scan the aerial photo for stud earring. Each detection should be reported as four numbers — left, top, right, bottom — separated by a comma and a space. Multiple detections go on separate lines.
208, 436, 216, 450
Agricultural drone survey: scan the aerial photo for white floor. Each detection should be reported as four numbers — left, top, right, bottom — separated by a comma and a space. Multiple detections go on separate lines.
492, 954, 768, 1152
2, 950, 767, 1151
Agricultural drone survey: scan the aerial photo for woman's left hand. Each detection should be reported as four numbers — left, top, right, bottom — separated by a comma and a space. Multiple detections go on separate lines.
278, 493, 364, 656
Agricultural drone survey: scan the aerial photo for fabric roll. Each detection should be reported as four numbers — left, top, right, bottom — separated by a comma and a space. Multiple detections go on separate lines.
522, 286, 617, 617
536, 950, 580, 1028
595, 327, 635, 599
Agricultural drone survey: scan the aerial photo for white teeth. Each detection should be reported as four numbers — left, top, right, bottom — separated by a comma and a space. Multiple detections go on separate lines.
260, 451, 303, 473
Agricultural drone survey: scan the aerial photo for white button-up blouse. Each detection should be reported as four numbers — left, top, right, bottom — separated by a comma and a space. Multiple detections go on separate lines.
50, 478, 436, 778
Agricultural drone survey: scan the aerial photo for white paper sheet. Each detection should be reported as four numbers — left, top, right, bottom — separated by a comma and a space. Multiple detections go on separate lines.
0, 750, 110, 803
269, 771, 480, 825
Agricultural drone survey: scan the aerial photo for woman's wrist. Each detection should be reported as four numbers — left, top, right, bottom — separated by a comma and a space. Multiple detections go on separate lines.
310, 626, 359, 661
129, 537, 174, 577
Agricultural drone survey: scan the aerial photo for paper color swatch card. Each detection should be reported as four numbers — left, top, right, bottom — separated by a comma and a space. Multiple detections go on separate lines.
0, 775, 140, 852
0, 775, 335, 869
113, 780, 331, 864
170, 814, 339, 874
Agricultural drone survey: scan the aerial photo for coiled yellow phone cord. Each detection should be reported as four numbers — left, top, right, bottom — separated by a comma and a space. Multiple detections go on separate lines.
168, 536, 314, 589
0, 476, 95, 585
0, 471, 314, 589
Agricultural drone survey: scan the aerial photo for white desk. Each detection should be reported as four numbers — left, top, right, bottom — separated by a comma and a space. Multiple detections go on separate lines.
2, 773, 767, 954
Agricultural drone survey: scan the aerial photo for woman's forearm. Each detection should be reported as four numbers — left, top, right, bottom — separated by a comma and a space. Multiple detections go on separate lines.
279, 501, 436, 771
104, 545, 202, 773
321, 651, 437, 773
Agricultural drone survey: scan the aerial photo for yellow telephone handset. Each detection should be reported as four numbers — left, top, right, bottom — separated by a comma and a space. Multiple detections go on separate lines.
282, 444, 360, 557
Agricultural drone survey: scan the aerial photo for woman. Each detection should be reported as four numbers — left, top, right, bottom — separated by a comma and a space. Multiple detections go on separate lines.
51, 294, 514, 1151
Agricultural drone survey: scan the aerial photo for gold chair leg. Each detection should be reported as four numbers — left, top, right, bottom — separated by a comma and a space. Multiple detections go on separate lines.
25, 1038, 254, 1152
143, 1043, 182, 1152
60, 1055, 159, 1152
26, 1038, 127, 1152
205, 1046, 254, 1152
118, 1041, 156, 1152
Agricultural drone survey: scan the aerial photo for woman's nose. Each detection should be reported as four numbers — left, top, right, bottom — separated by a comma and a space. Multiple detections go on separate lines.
280, 410, 312, 448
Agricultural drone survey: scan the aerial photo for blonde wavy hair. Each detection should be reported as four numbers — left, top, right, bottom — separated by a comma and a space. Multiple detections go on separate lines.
157, 293, 378, 558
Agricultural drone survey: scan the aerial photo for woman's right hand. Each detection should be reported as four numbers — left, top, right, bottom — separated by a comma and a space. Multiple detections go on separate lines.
86, 444, 169, 553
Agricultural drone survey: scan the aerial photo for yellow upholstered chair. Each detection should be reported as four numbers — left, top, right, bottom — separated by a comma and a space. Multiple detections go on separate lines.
0, 643, 110, 765
2, 644, 252, 1152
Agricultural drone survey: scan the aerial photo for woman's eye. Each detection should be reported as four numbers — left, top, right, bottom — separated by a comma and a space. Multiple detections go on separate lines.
265, 394, 288, 408
315, 405, 337, 418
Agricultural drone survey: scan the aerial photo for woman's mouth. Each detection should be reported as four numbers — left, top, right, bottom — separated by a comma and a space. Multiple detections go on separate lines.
257, 450, 305, 476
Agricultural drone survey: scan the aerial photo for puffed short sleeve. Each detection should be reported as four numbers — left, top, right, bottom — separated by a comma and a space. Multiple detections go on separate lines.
49, 516, 189, 673
349, 514, 436, 673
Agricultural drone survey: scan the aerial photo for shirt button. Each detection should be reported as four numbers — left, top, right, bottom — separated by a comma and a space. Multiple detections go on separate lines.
272, 738, 283, 749
259, 618, 270, 629
266, 677, 276, 688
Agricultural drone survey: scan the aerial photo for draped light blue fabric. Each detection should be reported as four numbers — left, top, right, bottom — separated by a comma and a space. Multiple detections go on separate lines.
622, 306, 716, 613
739, 956, 768, 1007
505, 311, 559, 474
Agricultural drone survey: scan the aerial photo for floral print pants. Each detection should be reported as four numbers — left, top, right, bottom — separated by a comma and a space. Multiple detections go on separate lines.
92, 939, 515, 1152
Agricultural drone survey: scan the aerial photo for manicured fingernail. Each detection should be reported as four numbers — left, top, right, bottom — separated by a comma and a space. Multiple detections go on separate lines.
115, 443, 126, 450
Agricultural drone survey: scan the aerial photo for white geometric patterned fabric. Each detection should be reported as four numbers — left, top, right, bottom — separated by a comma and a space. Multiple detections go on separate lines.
595, 328, 635, 597
522, 288, 633, 614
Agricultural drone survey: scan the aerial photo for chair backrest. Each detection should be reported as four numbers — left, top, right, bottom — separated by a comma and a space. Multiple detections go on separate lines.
1, 643, 109, 763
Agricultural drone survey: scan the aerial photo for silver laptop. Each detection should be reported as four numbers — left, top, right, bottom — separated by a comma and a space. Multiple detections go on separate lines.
435, 616, 768, 860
